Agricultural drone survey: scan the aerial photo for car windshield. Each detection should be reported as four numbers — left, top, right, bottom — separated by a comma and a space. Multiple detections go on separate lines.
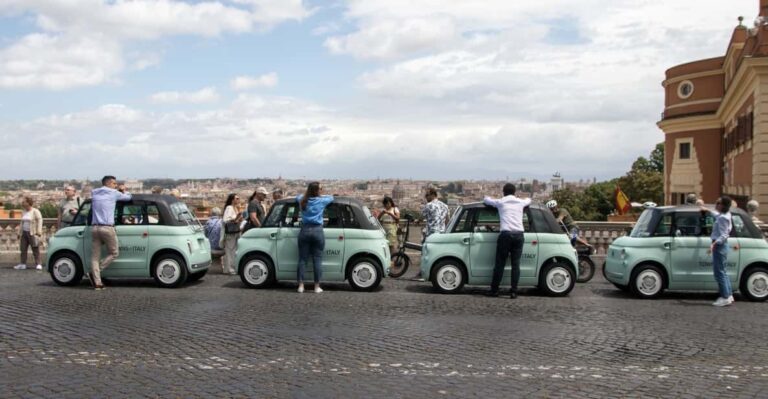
170, 202, 202, 230
363, 205, 384, 232
630, 209, 656, 237
447, 207, 464, 231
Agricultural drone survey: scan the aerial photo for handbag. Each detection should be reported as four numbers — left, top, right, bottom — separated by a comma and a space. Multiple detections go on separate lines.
224, 221, 241, 234
30, 235, 40, 247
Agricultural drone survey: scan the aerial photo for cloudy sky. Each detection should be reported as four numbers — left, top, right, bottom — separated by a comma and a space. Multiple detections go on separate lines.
0, 0, 757, 181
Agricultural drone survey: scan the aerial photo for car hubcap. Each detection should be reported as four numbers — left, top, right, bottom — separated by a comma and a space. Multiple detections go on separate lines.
546, 267, 571, 293
245, 260, 269, 285
636, 270, 661, 295
157, 259, 180, 284
53, 258, 74, 282
352, 262, 377, 288
437, 265, 462, 290
748, 272, 768, 298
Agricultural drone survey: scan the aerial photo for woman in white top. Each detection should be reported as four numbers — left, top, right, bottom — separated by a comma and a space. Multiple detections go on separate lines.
15, 196, 44, 270
220, 193, 243, 275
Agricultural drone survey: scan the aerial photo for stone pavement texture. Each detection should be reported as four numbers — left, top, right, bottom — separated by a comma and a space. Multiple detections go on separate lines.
1, 262, 767, 398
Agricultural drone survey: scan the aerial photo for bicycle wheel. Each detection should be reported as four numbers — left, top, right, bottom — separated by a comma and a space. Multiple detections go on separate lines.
389, 253, 411, 278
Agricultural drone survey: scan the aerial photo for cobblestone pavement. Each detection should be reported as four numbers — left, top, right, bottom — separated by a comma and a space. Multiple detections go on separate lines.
2, 260, 767, 399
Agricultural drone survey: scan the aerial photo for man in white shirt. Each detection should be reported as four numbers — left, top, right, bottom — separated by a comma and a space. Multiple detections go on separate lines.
483, 183, 531, 298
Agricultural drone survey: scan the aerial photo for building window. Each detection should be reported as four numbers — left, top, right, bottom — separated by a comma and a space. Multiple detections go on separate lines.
679, 142, 691, 159
677, 80, 695, 99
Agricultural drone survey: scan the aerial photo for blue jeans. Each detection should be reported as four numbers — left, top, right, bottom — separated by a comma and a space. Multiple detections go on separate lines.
712, 242, 732, 298
298, 224, 324, 283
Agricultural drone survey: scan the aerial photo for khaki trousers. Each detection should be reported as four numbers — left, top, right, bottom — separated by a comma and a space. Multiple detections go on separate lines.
91, 226, 119, 286
20, 231, 41, 265
222, 234, 238, 274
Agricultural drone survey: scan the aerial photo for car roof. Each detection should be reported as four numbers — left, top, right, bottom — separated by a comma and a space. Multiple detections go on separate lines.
652, 204, 751, 216
82, 194, 182, 207
274, 196, 367, 208
461, 201, 546, 210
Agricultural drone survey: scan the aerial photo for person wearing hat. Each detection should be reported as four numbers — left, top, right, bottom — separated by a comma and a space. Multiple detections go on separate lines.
245, 187, 269, 232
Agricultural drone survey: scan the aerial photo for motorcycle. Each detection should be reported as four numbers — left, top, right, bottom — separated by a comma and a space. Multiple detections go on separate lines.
559, 220, 596, 283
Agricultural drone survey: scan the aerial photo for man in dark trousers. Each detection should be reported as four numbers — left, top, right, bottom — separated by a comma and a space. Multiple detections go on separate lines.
483, 183, 531, 298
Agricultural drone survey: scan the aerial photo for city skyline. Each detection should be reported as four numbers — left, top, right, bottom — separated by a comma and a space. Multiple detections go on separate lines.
0, 1, 756, 180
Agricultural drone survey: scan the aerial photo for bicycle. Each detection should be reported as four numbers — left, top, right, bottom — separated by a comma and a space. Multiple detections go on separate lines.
388, 215, 422, 278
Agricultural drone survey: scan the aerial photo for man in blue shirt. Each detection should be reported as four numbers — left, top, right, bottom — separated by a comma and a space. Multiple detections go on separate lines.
701, 196, 734, 307
88, 175, 132, 290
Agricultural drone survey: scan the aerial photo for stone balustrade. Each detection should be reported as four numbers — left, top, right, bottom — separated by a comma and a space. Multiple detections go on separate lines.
0, 218, 58, 253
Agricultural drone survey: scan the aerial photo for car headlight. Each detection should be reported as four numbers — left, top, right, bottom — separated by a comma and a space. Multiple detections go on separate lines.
187, 240, 193, 254
620, 248, 627, 260
422, 243, 428, 257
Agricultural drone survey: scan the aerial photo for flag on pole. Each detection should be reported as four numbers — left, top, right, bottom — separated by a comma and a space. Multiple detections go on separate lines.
615, 186, 631, 215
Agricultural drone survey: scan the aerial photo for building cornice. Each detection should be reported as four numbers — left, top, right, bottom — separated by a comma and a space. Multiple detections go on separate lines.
665, 98, 723, 110
718, 57, 768, 120
662, 69, 724, 87
657, 114, 721, 134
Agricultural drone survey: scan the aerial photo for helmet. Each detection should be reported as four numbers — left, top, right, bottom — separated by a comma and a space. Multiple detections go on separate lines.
545, 200, 558, 209
642, 201, 657, 209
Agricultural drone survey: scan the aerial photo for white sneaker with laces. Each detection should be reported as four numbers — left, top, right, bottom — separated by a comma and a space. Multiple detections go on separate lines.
712, 297, 732, 307
13, 264, 27, 270
35, 264, 43, 271
314, 286, 323, 294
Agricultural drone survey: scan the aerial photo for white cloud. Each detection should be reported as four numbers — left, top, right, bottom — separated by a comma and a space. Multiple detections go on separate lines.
150, 87, 220, 104
230, 72, 279, 90
0, 0, 310, 89
0, 33, 123, 90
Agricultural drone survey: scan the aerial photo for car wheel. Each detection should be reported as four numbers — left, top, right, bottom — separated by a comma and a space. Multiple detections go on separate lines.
539, 262, 575, 297
630, 264, 665, 299
348, 257, 382, 291
576, 256, 596, 283
239, 254, 275, 288
389, 253, 410, 278
187, 269, 208, 283
430, 259, 466, 294
49, 252, 83, 286
740, 266, 768, 302
152, 253, 188, 288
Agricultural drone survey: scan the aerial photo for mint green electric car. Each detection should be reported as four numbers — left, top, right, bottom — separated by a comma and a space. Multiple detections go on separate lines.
235, 197, 390, 291
604, 205, 768, 301
420, 203, 578, 296
46, 194, 211, 288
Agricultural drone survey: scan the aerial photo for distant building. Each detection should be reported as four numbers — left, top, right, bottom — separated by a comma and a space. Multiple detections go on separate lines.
658, 0, 768, 221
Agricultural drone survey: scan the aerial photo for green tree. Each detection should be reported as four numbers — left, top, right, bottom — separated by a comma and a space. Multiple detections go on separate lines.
39, 202, 58, 218
649, 142, 664, 173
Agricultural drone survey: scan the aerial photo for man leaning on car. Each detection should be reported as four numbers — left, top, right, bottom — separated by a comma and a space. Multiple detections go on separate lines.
88, 175, 132, 290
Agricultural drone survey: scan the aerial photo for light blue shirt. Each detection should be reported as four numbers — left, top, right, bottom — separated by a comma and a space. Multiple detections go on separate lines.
296, 194, 334, 226
709, 210, 732, 245
91, 186, 132, 225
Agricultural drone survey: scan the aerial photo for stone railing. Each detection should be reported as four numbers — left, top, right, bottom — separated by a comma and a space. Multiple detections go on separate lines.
577, 222, 633, 255
0, 218, 59, 252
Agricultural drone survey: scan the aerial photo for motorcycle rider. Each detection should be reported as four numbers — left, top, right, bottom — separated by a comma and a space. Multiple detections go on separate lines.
546, 200, 594, 252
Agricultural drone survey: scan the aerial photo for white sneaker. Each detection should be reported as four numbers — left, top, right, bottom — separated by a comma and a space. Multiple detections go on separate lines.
727, 295, 735, 304
314, 286, 323, 294
712, 297, 732, 307
13, 264, 27, 270
297, 285, 304, 293
35, 264, 43, 271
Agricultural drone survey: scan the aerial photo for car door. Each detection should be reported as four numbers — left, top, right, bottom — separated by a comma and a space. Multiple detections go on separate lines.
669, 211, 708, 285
320, 204, 345, 277
469, 206, 537, 278
274, 202, 301, 275
107, 202, 149, 274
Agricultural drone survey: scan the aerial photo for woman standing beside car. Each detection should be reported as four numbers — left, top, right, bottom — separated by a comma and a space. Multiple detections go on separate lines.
378, 196, 400, 268
14, 196, 44, 271
296, 182, 334, 293
221, 194, 243, 275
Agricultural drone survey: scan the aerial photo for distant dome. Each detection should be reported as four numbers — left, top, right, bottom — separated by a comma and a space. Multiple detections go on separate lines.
392, 181, 405, 202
